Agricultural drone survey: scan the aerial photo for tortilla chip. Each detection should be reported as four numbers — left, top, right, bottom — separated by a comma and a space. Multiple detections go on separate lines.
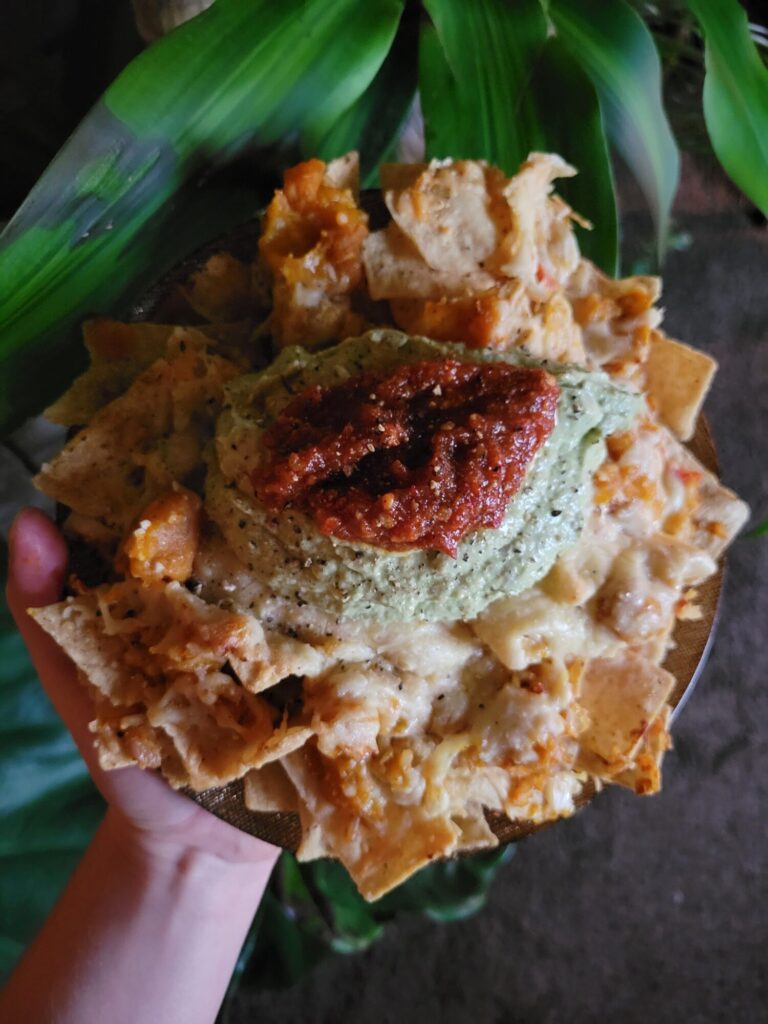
665, 431, 750, 557
270, 283, 366, 350
445, 766, 511, 813
259, 157, 369, 349
378, 162, 427, 192
645, 331, 717, 441
199, 321, 271, 372
390, 283, 584, 363
385, 159, 499, 276
243, 763, 300, 813
295, 820, 332, 861
182, 252, 255, 321
578, 653, 675, 775
31, 581, 312, 790
452, 807, 500, 852
358, 813, 460, 901
473, 591, 617, 673
694, 483, 750, 557
283, 746, 460, 900
363, 223, 496, 301
324, 151, 360, 195
257, 724, 314, 764
568, 260, 661, 310
46, 320, 174, 426
36, 346, 237, 536
46, 321, 264, 428
488, 153, 578, 290
614, 704, 672, 795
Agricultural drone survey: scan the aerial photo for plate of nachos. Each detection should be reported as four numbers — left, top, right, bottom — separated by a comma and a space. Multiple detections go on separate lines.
31, 152, 748, 899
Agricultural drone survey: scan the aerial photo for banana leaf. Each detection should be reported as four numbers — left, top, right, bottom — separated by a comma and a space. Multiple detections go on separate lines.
0, 0, 404, 436
420, 0, 549, 172
549, 0, 680, 261
528, 39, 618, 274
687, 0, 768, 217
419, 0, 617, 272
312, 10, 420, 187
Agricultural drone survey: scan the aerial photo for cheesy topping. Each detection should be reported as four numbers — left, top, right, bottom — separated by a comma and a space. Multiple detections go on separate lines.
32, 151, 749, 901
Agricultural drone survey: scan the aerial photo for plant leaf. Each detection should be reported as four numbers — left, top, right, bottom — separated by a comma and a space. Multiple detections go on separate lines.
528, 38, 618, 274
687, 0, 768, 216
747, 518, 768, 538
549, 0, 681, 260
372, 845, 515, 922
418, 0, 616, 272
420, 0, 549, 172
227, 842, 515, 995
0, 581, 103, 983
310, 10, 418, 187
304, 859, 385, 952
236, 854, 337, 992
0, 0, 404, 436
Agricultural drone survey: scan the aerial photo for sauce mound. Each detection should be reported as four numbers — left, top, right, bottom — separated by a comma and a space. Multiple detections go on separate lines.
252, 359, 559, 556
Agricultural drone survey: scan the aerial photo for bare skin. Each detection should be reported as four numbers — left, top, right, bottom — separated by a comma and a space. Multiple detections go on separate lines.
0, 508, 279, 1024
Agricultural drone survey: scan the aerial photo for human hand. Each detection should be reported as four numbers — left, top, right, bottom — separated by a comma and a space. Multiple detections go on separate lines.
6, 506, 280, 872
3, 507, 279, 1024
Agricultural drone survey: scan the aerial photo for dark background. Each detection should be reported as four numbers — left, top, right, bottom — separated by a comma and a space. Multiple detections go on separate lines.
1, 4, 766, 1022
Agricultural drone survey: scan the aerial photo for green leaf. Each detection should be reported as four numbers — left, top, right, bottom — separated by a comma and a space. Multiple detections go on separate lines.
747, 519, 768, 538
528, 39, 618, 274
372, 846, 515, 922
310, 11, 418, 188
420, 0, 549, 172
419, 0, 616, 272
0, 587, 104, 983
236, 855, 335, 992
227, 843, 515, 995
304, 859, 384, 952
687, 0, 768, 216
0, 0, 404, 436
549, 0, 681, 260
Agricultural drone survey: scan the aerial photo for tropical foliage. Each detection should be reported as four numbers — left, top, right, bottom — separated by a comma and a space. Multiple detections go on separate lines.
0, 0, 766, 435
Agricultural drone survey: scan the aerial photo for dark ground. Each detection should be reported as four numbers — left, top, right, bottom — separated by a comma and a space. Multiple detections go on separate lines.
2, 5, 767, 1023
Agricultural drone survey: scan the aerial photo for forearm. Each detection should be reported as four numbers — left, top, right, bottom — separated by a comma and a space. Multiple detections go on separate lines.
0, 809, 275, 1024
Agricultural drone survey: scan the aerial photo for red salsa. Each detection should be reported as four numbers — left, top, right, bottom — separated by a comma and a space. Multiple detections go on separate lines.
252, 359, 559, 557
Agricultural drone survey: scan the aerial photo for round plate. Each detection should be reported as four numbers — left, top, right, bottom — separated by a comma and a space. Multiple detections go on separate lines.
131, 222, 723, 852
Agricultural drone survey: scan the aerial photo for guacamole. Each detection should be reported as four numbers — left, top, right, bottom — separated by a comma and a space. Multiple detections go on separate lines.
209, 330, 641, 622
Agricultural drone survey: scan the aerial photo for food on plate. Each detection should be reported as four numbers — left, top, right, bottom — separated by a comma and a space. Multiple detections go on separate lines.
32, 151, 748, 899
210, 331, 639, 621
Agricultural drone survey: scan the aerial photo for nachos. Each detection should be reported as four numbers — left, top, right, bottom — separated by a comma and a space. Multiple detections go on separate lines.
32, 152, 748, 899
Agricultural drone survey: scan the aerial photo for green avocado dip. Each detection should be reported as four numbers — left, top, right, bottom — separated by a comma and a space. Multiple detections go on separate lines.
208, 329, 641, 623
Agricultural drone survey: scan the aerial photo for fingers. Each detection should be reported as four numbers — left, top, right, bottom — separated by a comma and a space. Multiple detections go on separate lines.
7, 506, 68, 608
6, 510, 285, 859
5, 509, 233, 828
6, 508, 101, 769
5, 510, 174, 809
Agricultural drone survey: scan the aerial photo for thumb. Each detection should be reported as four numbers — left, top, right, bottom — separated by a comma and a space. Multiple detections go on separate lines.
7, 506, 68, 609
4, 508, 190, 816
6, 508, 96, 751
